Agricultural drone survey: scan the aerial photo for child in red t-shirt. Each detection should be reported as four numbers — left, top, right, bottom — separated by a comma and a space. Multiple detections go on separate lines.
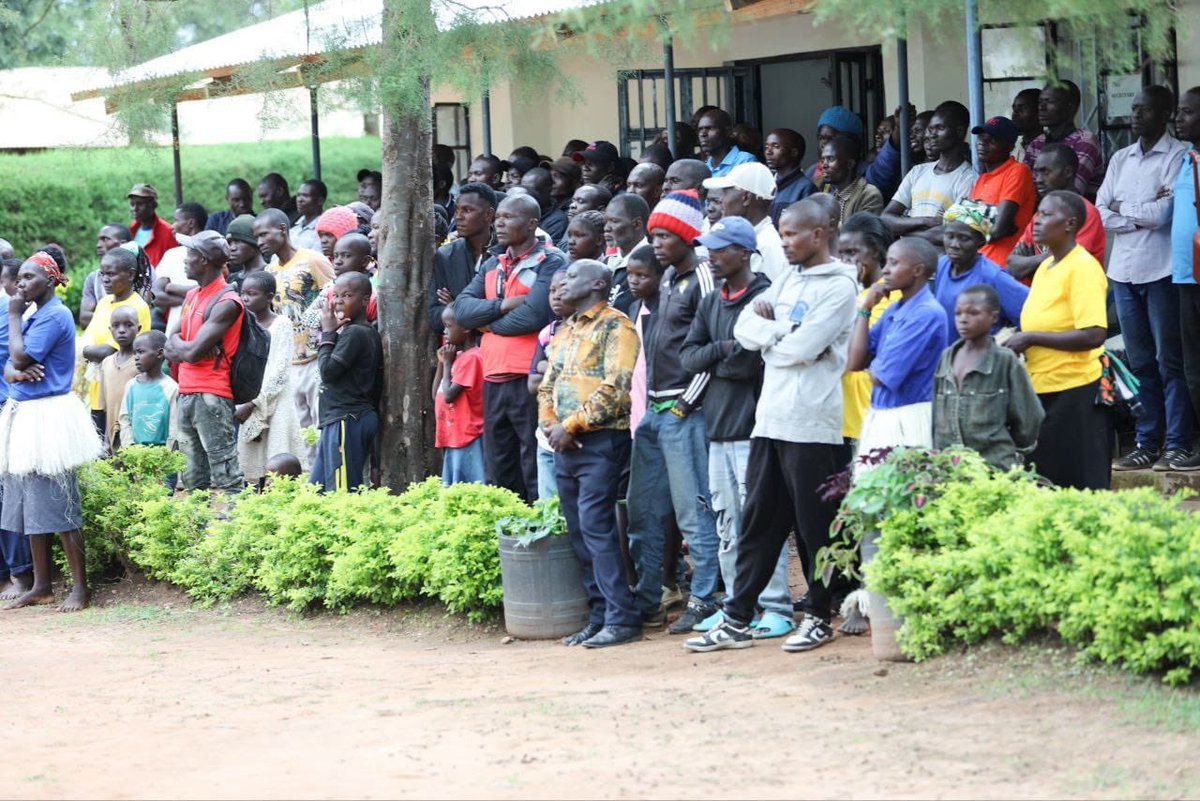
434, 305, 484, 485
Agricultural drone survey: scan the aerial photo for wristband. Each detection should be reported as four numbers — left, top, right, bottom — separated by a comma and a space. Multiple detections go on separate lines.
856, 308, 871, 319
670, 405, 688, 419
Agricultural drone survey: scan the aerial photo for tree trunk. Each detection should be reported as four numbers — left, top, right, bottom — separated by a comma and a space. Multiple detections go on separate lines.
377, 2, 438, 490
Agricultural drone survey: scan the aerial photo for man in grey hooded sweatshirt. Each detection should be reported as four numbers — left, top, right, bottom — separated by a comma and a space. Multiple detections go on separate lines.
685, 198, 858, 655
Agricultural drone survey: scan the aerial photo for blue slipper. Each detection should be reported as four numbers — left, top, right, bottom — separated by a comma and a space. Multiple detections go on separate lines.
692, 609, 725, 632
752, 611, 796, 639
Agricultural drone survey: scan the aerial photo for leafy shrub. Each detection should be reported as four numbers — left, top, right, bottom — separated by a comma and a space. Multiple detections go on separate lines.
76, 445, 185, 579
819, 447, 992, 580
422, 483, 532, 621
870, 467, 1200, 685
327, 478, 442, 608
496, 495, 567, 546
0, 137, 380, 317
168, 487, 273, 605
251, 481, 343, 610
126, 491, 213, 581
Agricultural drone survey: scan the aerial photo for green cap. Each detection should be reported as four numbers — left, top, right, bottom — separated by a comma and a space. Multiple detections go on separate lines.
226, 214, 257, 247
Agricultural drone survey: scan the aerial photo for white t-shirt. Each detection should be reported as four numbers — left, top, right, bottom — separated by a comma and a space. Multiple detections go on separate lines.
156, 246, 196, 334
891, 161, 978, 219
752, 217, 788, 283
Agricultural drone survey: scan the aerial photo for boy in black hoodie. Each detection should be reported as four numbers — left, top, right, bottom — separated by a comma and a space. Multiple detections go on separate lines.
680, 217, 795, 640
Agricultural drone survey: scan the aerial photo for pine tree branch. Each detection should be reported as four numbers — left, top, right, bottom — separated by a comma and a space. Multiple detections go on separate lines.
20, 0, 58, 38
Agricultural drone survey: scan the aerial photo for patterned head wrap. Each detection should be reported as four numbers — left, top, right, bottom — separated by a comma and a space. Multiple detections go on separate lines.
943, 200, 996, 241
28, 251, 68, 286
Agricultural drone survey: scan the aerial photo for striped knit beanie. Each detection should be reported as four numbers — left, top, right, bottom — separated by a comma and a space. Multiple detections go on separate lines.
647, 189, 704, 244
316, 206, 359, 239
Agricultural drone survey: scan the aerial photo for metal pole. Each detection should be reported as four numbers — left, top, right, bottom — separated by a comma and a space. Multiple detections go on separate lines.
309, 84, 322, 180
481, 90, 492, 156
965, 0, 984, 171
171, 102, 183, 207
663, 23, 677, 158
897, 36, 911, 176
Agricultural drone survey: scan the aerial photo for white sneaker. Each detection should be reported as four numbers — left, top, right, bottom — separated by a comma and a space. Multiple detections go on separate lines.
683, 621, 754, 653
781, 614, 834, 652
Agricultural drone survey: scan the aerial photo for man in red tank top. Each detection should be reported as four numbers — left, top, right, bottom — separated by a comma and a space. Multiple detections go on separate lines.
164, 231, 245, 492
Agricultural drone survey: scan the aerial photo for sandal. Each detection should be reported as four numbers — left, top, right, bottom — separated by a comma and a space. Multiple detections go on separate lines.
752, 611, 796, 639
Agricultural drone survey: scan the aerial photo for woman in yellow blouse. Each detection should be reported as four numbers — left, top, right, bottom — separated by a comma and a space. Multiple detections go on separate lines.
1004, 190, 1110, 489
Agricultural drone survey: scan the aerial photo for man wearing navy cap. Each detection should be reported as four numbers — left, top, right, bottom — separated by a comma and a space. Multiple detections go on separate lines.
967, 115, 1037, 264
679, 216, 795, 640
572, 141, 623, 194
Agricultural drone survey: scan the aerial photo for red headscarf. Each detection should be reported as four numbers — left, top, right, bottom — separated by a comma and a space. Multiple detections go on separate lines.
28, 251, 68, 286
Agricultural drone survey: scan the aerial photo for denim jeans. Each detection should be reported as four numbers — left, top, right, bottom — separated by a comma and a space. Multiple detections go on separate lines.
556, 430, 639, 627
1114, 278, 1194, 451
536, 445, 558, 500
442, 438, 485, 485
708, 439, 792, 618
176, 393, 243, 492
626, 408, 719, 613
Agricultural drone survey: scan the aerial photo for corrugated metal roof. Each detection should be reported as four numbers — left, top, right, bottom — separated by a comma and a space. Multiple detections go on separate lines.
74, 0, 615, 100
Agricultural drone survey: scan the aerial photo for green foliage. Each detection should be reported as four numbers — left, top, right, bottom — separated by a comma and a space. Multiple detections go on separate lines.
421, 483, 532, 621
496, 496, 567, 547
0, 137, 379, 317
820, 448, 992, 580
811, 0, 1176, 79
75, 445, 186, 578
870, 471, 1200, 685
87, 470, 534, 621
125, 491, 213, 581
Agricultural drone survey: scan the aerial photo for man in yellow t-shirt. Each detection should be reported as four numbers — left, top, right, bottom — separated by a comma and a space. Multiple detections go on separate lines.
80, 250, 152, 431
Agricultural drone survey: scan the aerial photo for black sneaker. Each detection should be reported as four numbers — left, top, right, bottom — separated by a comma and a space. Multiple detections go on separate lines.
667, 600, 718, 635
683, 620, 753, 652
1154, 448, 1194, 472
1112, 446, 1160, 471
1170, 450, 1200, 472
781, 614, 834, 652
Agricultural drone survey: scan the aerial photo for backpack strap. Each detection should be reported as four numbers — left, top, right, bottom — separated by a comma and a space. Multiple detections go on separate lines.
200, 288, 244, 370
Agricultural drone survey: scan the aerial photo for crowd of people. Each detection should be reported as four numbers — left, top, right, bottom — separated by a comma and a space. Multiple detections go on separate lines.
0, 82, 1197, 651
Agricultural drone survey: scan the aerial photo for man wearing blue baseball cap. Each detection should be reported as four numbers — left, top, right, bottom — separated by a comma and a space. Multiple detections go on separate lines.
680, 216, 795, 640
967, 115, 1037, 264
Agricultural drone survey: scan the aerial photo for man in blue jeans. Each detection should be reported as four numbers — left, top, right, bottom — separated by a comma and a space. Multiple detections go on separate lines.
539, 260, 641, 648
627, 189, 721, 634
1099, 86, 1192, 471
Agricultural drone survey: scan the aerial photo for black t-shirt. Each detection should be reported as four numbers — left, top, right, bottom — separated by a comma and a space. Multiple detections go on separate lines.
316, 321, 382, 427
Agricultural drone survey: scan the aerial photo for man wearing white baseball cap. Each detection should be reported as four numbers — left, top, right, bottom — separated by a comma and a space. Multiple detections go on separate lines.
702, 163, 788, 282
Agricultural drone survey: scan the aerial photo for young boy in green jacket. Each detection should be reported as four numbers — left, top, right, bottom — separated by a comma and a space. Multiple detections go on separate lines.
932, 284, 1044, 469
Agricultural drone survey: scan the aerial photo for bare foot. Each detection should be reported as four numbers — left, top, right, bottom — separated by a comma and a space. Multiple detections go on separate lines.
4, 588, 56, 610
838, 607, 869, 636
58, 587, 89, 613
0, 574, 32, 601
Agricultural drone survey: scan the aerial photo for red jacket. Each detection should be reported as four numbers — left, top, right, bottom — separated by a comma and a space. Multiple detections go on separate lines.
130, 216, 178, 267
452, 240, 566, 379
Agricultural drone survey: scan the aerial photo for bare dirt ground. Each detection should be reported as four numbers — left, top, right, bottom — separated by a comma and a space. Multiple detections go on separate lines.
4, 579, 1199, 800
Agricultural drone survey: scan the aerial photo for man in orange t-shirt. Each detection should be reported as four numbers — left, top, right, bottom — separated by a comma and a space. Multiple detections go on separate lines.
969, 116, 1038, 265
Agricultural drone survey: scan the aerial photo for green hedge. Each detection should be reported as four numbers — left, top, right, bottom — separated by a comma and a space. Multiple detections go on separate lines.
76, 447, 558, 622
0, 136, 381, 313
849, 449, 1200, 686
